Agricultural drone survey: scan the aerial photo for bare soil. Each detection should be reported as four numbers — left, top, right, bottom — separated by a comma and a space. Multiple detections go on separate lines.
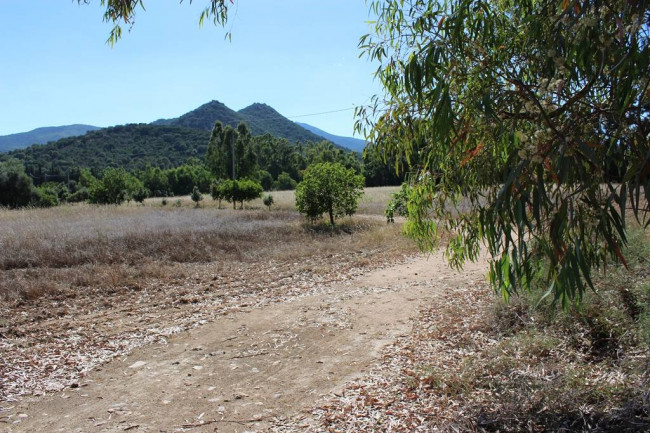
1, 253, 487, 432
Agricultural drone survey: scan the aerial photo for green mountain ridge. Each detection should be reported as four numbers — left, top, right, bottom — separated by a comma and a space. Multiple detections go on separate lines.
8, 124, 210, 174
2, 100, 364, 178
155, 100, 326, 144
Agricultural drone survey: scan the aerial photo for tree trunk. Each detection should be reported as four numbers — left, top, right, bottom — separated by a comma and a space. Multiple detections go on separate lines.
329, 208, 335, 226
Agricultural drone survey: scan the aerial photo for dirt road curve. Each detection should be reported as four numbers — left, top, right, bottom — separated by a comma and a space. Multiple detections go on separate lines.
4, 254, 486, 432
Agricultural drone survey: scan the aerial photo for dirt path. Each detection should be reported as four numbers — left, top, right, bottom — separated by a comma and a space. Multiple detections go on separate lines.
3, 254, 487, 432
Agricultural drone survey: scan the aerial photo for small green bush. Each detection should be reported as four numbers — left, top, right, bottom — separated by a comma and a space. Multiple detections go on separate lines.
385, 183, 410, 223
263, 194, 274, 210
190, 185, 203, 207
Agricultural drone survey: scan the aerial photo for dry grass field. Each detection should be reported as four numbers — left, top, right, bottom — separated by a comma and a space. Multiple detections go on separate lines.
0, 186, 417, 402
0, 186, 401, 302
1, 187, 647, 431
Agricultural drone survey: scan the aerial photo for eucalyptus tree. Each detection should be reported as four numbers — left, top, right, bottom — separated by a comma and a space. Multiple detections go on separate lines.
78, 0, 231, 44
357, 0, 649, 305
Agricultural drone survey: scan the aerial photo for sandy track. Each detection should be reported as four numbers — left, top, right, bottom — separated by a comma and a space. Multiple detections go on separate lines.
4, 254, 486, 432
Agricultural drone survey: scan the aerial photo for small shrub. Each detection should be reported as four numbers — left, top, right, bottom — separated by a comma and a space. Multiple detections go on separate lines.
131, 187, 150, 204
385, 183, 410, 223
190, 185, 203, 207
161, 198, 168, 206
263, 194, 274, 210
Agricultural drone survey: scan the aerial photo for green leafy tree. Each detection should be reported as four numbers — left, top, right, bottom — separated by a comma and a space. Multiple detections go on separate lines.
295, 162, 365, 226
238, 179, 264, 208
191, 185, 203, 207
78, 168, 98, 188
210, 179, 225, 208
257, 170, 274, 191
218, 178, 263, 209
363, 145, 406, 187
140, 165, 169, 197
205, 122, 257, 180
0, 158, 38, 208
359, 0, 649, 305
206, 121, 227, 179
167, 161, 212, 196
274, 172, 297, 191
88, 167, 144, 205
236, 123, 258, 179
33, 185, 60, 208
219, 179, 240, 209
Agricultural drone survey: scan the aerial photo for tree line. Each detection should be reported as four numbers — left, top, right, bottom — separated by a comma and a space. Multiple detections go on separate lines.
0, 121, 403, 209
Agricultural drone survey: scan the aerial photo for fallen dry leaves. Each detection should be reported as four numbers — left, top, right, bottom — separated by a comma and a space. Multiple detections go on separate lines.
0, 249, 411, 403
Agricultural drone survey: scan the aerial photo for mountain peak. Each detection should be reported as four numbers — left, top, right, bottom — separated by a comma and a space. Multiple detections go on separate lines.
238, 103, 282, 116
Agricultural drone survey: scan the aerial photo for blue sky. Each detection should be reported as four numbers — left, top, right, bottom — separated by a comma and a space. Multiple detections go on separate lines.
0, 1, 381, 137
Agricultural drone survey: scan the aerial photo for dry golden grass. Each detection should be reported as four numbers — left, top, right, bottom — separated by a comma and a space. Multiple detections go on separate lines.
0, 187, 412, 302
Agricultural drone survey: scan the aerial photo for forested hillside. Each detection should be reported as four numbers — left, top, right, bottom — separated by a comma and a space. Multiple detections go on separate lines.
153, 100, 325, 144
7, 124, 209, 175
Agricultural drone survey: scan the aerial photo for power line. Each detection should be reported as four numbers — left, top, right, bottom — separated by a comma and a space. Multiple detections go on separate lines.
287, 107, 356, 119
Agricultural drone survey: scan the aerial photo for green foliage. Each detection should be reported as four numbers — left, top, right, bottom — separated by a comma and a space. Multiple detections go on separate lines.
5, 124, 210, 176
218, 178, 264, 209
0, 158, 37, 208
257, 170, 274, 191
88, 167, 143, 205
33, 182, 70, 207
304, 140, 362, 174
263, 194, 274, 210
33, 185, 60, 208
274, 172, 297, 191
209, 179, 224, 208
68, 187, 89, 203
131, 186, 150, 204
139, 166, 169, 197
363, 144, 406, 187
385, 183, 410, 223
78, 168, 97, 188
166, 160, 212, 196
360, 0, 650, 304
79, 0, 231, 45
205, 121, 227, 179
190, 186, 203, 207
205, 121, 257, 180
295, 162, 365, 226
252, 134, 303, 181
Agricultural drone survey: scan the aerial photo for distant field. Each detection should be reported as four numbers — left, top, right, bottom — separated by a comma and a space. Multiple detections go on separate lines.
0, 186, 407, 301
140, 185, 401, 214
